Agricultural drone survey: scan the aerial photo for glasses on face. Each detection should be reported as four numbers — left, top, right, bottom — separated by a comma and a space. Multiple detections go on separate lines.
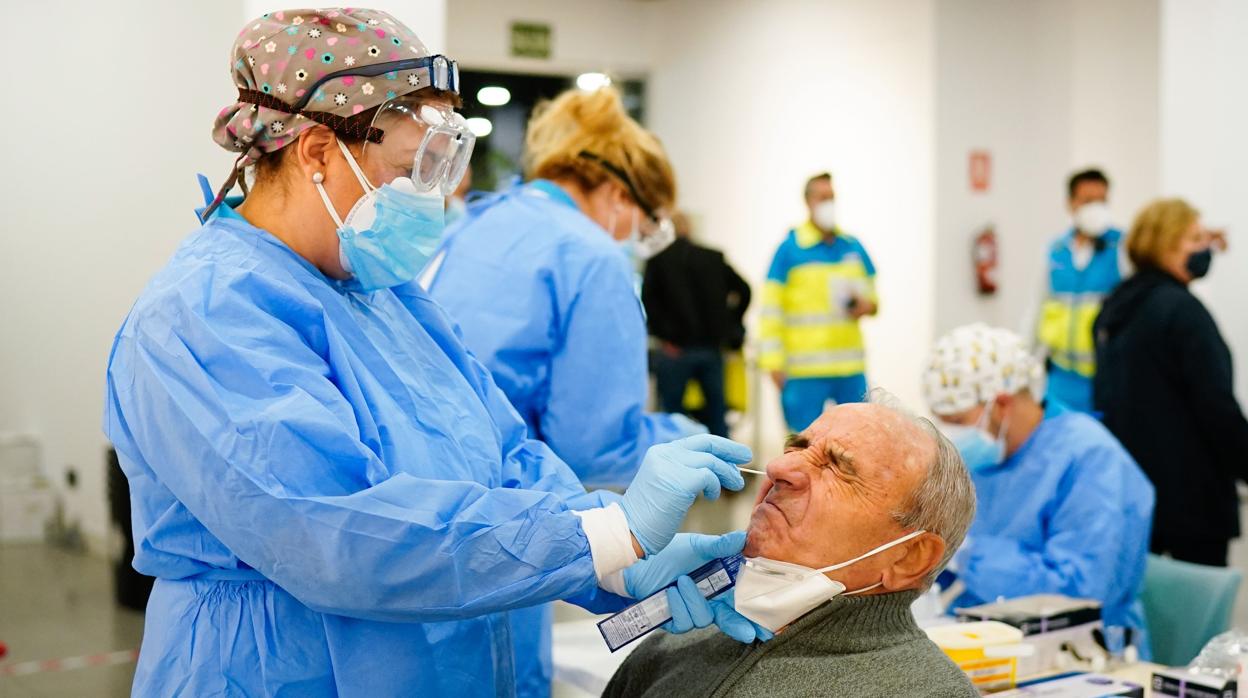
633, 214, 676, 257
363, 96, 475, 195
578, 150, 675, 253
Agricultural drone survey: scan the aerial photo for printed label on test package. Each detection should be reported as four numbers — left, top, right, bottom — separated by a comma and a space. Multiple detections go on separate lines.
597, 553, 743, 652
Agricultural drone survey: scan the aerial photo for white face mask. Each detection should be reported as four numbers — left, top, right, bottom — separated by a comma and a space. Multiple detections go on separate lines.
1073, 201, 1112, 237
735, 529, 925, 632
812, 200, 838, 232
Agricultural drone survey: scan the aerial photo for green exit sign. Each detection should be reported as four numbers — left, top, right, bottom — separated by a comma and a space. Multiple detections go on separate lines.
510, 21, 552, 59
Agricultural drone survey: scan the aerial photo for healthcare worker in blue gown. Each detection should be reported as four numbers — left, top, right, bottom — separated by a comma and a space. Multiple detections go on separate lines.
922, 324, 1155, 657
104, 10, 767, 697
423, 87, 705, 697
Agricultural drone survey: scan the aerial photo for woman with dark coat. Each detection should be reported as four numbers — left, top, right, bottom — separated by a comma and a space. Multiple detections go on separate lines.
1094, 198, 1248, 567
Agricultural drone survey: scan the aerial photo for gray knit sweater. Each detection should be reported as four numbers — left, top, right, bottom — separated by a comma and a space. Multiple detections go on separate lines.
603, 590, 977, 697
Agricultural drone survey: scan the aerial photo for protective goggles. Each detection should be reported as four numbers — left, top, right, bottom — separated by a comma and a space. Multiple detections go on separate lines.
579, 151, 675, 251
362, 95, 475, 196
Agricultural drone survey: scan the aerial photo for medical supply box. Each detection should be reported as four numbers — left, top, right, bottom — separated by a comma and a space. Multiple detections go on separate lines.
1150, 667, 1237, 698
926, 621, 1026, 692
994, 672, 1143, 697
956, 594, 1103, 675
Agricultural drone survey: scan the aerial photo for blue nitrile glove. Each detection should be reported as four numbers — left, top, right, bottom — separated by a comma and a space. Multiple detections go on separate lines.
670, 413, 709, 437
665, 583, 774, 644
620, 435, 751, 556
623, 531, 746, 598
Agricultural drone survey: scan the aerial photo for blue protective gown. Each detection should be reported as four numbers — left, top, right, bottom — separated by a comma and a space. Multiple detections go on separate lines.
951, 409, 1155, 656
428, 180, 691, 488
426, 181, 694, 698
103, 203, 628, 697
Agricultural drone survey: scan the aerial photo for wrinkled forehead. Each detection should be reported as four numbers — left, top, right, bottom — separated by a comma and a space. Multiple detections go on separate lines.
802, 404, 934, 476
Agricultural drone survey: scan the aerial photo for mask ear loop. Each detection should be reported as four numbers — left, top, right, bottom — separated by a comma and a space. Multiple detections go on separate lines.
335, 139, 376, 192
314, 139, 378, 230
603, 201, 619, 238
981, 394, 1009, 450
312, 172, 345, 230
814, 529, 927, 595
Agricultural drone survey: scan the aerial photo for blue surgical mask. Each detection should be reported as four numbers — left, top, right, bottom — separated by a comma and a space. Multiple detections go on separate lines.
315, 140, 446, 292
945, 424, 1004, 473
942, 405, 1007, 473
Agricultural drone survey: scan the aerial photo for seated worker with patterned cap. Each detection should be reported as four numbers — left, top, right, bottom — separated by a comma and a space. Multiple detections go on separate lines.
922, 324, 1154, 657
604, 393, 979, 698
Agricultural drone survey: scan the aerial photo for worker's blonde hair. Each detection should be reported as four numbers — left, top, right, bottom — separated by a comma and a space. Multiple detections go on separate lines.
1127, 198, 1200, 270
524, 87, 676, 211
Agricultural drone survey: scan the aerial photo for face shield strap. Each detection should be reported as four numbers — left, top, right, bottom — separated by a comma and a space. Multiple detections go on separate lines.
578, 150, 658, 223
291, 55, 460, 112
235, 55, 463, 146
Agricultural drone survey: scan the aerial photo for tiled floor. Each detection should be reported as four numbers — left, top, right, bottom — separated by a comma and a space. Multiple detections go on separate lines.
2, 498, 1247, 697
0, 544, 144, 698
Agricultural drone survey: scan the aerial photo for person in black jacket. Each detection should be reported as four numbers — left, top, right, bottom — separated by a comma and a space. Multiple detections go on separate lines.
1094, 197, 1248, 566
642, 213, 751, 437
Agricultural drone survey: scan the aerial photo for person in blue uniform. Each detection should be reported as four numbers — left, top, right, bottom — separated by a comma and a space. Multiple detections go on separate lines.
427, 86, 700, 490
104, 11, 765, 696
923, 324, 1155, 657
424, 87, 705, 697
1033, 168, 1126, 412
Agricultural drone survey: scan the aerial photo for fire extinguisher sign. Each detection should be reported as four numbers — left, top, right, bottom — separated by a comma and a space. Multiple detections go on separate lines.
969, 150, 991, 193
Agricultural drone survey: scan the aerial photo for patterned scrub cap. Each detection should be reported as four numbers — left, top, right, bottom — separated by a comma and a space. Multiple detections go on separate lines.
922, 323, 1045, 416
204, 7, 460, 216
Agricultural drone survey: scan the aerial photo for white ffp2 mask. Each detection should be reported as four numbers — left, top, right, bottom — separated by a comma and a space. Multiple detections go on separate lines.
1073, 202, 1112, 237
812, 200, 838, 232
735, 529, 925, 632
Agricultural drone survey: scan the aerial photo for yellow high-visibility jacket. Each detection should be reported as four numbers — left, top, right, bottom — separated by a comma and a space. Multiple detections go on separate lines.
759, 221, 876, 378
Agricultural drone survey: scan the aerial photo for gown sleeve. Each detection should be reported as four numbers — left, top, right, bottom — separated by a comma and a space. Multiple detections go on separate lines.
957, 441, 1154, 608
105, 288, 601, 624
538, 252, 691, 488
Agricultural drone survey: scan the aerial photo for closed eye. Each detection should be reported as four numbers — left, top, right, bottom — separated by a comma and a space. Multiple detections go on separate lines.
825, 442, 858, 478
784, 433, 809, 453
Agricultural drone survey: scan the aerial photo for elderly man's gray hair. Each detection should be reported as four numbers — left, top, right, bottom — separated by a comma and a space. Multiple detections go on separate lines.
869, 389, 976, 586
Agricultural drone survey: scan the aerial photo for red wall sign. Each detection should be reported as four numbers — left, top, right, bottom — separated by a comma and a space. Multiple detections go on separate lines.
969, 150, 991, 193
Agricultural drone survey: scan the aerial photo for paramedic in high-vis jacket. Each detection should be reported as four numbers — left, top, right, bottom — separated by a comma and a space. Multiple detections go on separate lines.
760, 172, 877, 431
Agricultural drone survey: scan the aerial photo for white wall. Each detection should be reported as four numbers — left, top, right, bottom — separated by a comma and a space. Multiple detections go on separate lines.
645, 0, 937, 450
243, 1, 448, 52
0, 2, 243, 548
447, 0, 655, 77
0, 2, 450, 550
934, 0, 1160, 339
1159, 0, 1248, 407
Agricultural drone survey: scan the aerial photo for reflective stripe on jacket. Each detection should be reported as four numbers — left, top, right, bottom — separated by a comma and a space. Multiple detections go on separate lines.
759, 221, 876, 378
1037, 229, 1122, 377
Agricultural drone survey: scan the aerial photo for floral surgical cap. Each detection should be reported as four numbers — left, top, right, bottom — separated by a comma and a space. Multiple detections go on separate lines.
202, 8, 461, 219
212, 7, 440, 168
922, 323, 1045, 416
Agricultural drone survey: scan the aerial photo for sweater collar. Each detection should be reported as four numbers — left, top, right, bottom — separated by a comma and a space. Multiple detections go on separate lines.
767, 589, 925, 654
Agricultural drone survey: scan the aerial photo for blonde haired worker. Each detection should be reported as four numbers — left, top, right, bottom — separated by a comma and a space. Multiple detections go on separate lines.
1094, 198, 1248, 567
424, 87, 708, 697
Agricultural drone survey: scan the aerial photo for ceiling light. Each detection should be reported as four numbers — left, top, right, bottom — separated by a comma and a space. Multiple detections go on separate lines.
576, 72, 612, 91
476, 86, 511, 107
465, 117, 493, 137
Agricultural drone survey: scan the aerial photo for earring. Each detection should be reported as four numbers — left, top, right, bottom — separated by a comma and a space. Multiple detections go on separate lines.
312, 172, 324, 183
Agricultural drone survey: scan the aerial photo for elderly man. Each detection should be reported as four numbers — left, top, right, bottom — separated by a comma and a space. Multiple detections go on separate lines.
604, 394, 978, 697
924, 324, 1154, 655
